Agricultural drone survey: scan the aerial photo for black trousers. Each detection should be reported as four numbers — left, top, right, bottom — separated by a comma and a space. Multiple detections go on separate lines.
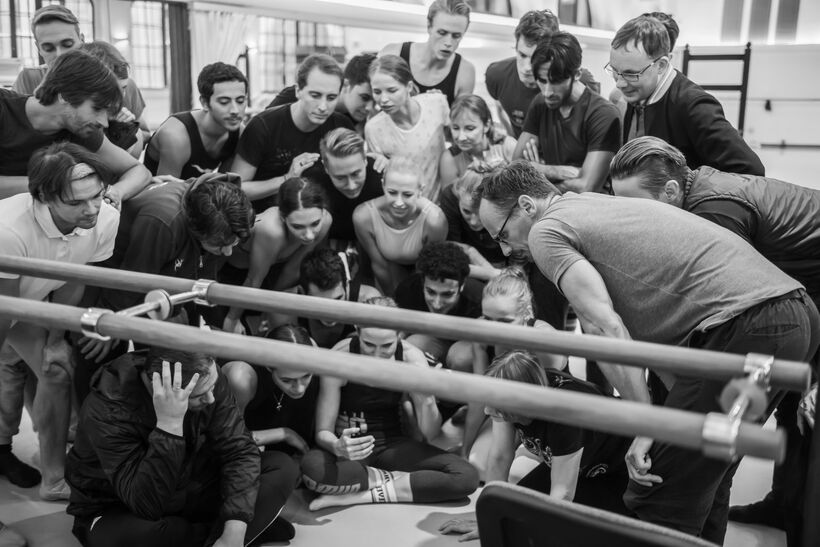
624, 291, 819, 545
72, 450, 299, 547
517, 462, 631, 516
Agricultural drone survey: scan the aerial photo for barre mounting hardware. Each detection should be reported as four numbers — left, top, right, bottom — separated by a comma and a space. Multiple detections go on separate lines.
702, 353, 774, 460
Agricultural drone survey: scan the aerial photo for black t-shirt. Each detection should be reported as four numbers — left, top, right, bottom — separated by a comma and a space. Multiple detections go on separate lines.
244, 364, 319, 454
394, 272, 483, 324
235, 104, 354, 211
515, 370, 629, 478
522, 87, 620, 170
527, 264, 568, 331
309, 156, 383, 242
0, 90, 104, 176
439, 185, 506, 265
485, 58, 601, 139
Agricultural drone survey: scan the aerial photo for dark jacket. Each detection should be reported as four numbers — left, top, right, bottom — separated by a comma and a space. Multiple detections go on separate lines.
623, 71, 765, 176
66, 351, 260, 524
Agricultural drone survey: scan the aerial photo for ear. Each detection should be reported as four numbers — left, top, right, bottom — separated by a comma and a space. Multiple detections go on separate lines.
342, 78, 352, 92
56, 93, 67, 105
662, 179, 682, 204
517, 194, 538, 216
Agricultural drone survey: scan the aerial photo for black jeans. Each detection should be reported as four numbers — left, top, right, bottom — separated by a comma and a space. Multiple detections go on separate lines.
72, 450, 299, 547
517, 462, 631, 516
624, 291, 819, 544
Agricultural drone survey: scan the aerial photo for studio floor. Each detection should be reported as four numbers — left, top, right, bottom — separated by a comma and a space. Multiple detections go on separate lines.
1, 147, 814, 546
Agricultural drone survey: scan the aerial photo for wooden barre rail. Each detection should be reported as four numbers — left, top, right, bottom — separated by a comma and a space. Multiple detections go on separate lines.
0, 295, 784, 462
0, 255, 810, 391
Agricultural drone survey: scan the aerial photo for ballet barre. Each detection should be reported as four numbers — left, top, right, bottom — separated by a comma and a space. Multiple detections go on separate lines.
0, 294, 786, 463
0, 255, 811, 392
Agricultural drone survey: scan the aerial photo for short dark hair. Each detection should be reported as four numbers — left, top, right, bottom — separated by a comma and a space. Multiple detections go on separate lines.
609, 136, 689, 198
31, 4, 80, 36
299, 247, 349, 293
611, 15, 671, 59
36, 50, 123, 115
197, 62, 248, 103
184, 173, 254, 246
344, 53, 377, 87
531, 31, 582, 83
81, 40, 129, 80
480, 160, 560, 210
296, 54, 343, 90
642, 12, 680, 50
278, 177, 329, 217
28, 142, 111, 203
514, 10, 559, 45
416, 242, 470, 285
145, 347, 215, 387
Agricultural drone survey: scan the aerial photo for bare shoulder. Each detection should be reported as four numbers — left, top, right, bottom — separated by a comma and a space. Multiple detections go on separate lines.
401, 341, 430, 367
379, 42, 402, 56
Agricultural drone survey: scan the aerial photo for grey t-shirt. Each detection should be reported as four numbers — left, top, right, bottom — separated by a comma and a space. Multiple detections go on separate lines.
529, 193, 802, 346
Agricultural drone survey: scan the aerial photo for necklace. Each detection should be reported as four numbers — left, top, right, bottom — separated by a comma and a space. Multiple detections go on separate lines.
274, 390, 286, 411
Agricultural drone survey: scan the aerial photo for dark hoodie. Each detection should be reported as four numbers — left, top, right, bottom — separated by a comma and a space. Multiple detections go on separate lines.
66, 351, 260, 525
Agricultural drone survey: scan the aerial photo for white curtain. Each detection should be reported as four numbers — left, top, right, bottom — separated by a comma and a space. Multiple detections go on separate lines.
190, 9, 255, 105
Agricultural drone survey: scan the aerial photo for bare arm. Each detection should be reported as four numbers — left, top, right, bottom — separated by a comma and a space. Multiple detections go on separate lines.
494, 100, 515, 137
549, 448, 583, 501
553, 151, 614, 194
0, 278, 21, 348
152, 119, 192, 178
486, 418, 518, 482
455, 59, 476, 98
232, 152, 318, 202
405, 344, 442, 441
462, 343, 491, 457
95, 136, 152, 204
225, 220, 285, 322
423, 205, 449, 245
353, 203, 394, 294
314, 373, 345, 452
557, 260, 651, 403
438, 150, 460, 192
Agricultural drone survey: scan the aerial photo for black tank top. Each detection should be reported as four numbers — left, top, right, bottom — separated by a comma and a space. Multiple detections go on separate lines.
336, 335, 405, 445
399, 42, 461, 106
298, 279, 361, 349
144, 111, 239, 180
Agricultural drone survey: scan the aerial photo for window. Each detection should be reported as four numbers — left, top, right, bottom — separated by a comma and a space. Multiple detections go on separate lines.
0, 0, 94, 65
130, 0, 168, 89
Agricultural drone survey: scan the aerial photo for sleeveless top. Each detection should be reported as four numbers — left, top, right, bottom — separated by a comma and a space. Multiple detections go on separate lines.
298, 279, 361, 349
144, 111, 240, 180
336, 336, 405, 446
368, 199, 435, 265
399, 41, 462, 106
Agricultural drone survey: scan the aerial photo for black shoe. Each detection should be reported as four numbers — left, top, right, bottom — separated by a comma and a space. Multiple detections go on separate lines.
250, 518, 295, 545
0, 450, 41, 488
728, 500, 786, 530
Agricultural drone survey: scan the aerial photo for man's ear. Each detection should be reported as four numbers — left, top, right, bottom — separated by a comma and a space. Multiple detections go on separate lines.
663, 179, 682, 203
518, 194, 538, 217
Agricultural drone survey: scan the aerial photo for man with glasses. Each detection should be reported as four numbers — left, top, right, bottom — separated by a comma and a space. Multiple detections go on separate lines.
0, 143, 119, 500
477, 159, 818, 543
608, 14, 764, 175
485, 10, 599, 138
512, 31, 620, 194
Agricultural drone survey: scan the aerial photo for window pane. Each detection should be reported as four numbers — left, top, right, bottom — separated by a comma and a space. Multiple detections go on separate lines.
130, 0, 167, 89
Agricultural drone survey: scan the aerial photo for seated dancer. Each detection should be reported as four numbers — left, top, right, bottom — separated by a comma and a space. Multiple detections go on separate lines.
438, 94, 516, 187
223, 324, 319, 454
296, 248, 380, 349
144, 62, 248, 179
353, 157, 447, 295
232, 54, 353, 212
66, 347, 298, 546
379, 0, 475, 106
222, 177, 332, 334
300, 297, 479, 510
394, 242, 480, 373
463, 269, 566, 459
440, 168, 506, 274
315, 128, 384, 250
0, 143, 119, 500
365, 55, 450, 201
440, 350, 631, 542
267, 53, 377, 136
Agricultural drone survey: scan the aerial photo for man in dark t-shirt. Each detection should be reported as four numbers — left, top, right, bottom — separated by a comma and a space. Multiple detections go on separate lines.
514, 32, 620, 194
314, 128, 383, 246
232, 54, 354, 212
394, 242, 481, 373
485, 10, 599, 138
0, 51, 151, 204
267, 53, 376, 136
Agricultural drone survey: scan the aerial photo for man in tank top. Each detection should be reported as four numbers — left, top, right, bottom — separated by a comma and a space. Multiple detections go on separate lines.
144, 63, 248, 180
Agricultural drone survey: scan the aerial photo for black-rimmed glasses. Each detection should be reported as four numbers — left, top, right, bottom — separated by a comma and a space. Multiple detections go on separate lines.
492, 204, 519, 244
604, 57, 664, 83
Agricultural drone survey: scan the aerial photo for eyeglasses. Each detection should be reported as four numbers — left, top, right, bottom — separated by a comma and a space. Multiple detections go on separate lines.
492, 204, 518, 244
604, 57, 664, 83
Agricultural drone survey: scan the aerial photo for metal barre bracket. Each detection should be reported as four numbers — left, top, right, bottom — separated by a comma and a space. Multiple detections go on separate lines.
80, 308, 113, 341
701, 412, 740, 461
743, 353, 774, 389
192, 279, 215, 306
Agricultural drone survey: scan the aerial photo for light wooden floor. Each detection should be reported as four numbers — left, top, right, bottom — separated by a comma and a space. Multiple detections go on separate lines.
2, 146, 811, 546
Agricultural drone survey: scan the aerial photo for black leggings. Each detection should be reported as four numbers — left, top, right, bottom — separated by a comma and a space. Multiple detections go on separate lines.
517, 462, 631, 515
73, 450, 300, 547
301, 437, 479, 503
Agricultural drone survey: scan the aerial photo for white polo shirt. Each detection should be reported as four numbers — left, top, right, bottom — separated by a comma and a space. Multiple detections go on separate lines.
0, 193, 120, 301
